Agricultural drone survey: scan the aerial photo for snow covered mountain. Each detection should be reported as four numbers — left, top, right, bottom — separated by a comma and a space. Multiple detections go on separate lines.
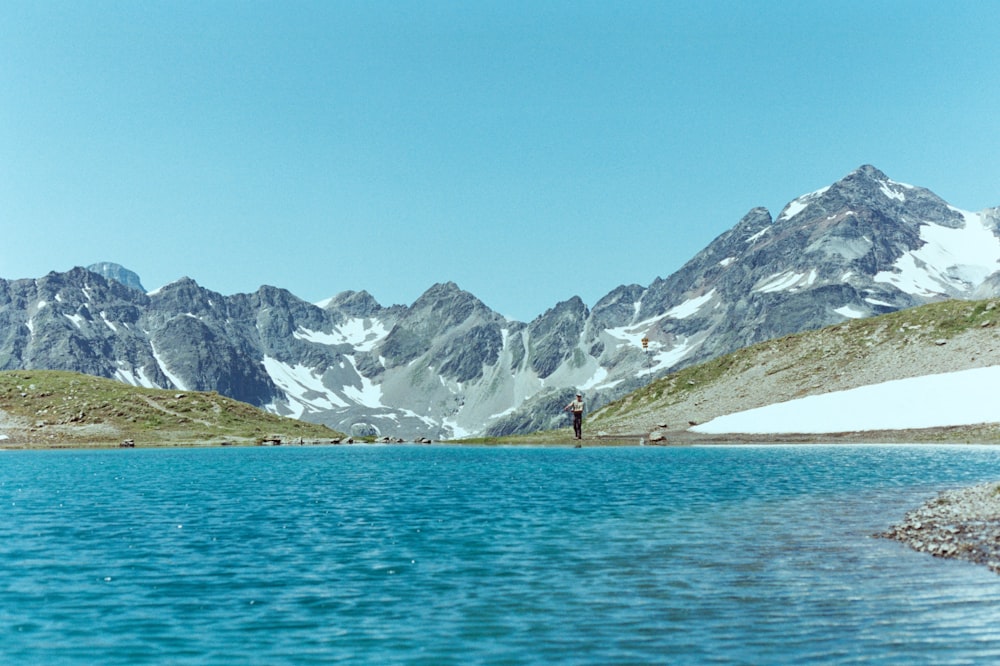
2, 166, 997, 438
617, 165, 1000, 370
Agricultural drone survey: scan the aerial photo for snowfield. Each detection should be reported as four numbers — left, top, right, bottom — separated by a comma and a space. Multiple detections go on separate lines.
692, 365, 1000, 434
874, 209, 1000, 297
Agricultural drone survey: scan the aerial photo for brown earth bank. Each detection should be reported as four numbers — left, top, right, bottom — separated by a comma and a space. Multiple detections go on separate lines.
0, 411, 343, 450
591, 424, 1000, 446
465, 423, 1000, 447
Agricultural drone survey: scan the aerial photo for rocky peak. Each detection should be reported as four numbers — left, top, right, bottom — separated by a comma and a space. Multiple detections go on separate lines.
31, 266, 143, 308
250, 285, 331, 340
86, 262, 146, 292
734, 206, 773, 233
323, 290, 383, 318
527, 296, 589, 379
589, 284, 645, 330
400, 282, 495, 337
849, 163, 890, 182
789, 165, 962, 230
378, 282, 504, 377
148, 277, 224, 317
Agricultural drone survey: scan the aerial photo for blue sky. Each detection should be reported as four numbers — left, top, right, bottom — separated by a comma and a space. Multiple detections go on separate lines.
3, 1, 999, 321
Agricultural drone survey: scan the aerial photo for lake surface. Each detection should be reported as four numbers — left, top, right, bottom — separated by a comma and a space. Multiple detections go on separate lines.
3, 444, 1000, 664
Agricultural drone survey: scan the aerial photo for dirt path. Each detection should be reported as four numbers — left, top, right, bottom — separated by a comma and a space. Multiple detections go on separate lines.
138, 394, 215, 428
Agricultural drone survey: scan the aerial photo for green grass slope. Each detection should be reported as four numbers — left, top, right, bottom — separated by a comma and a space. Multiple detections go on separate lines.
587, 297, 1000, 443
0, 370, 345, 448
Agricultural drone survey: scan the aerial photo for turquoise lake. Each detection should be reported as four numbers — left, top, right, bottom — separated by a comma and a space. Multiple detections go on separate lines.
4, 444, 1000, 664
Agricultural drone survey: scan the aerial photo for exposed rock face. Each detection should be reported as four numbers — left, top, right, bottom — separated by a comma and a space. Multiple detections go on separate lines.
1, 165, 999, 439
630, 165, 997, 373
321, 290, 386, 319
881, 482, 1000, 574
483, 388, 580, 438
350, 422, 380, 438
381, 282, 506, 383
527, 297, 588, 379
87, 262, 146, 292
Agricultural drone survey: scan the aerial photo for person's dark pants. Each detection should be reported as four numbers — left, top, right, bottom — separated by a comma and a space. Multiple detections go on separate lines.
572, 412, 582, 439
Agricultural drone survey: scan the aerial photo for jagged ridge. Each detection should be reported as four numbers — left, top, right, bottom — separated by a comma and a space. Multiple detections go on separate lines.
1, 166, 998, 439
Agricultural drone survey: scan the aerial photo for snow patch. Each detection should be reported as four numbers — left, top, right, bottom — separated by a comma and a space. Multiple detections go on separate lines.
692, 365, 1000, 434
114, 368, 140, 386
578, 366, 609, 391
754, 270, 817, 294
100, 311, 118, 332
338, 318, 390, 352
834, 305, 867, 319
666, 290, 716, 319
779, 200, 809, 222
719, 257, 736, 267
778, 185, 830, 222
874, 209, 1000, 296
746, 227, 770, 244
341, 356, 384, 408
150, 341, 189, 391
114, 367, 159, 389
64, 313, 86, 329
295, 318, 389, 353
879, 180, 906, 202
263, 356, 350, 419
442, 418, 474, 440
489, 406, 518, 420
604, 316, 705, 378
605, 316, 663, 348
644, 338, 699, 376
294, 327, 343, 346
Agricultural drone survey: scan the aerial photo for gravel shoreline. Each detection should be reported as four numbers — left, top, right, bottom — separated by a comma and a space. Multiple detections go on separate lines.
880, 481, 1000, 573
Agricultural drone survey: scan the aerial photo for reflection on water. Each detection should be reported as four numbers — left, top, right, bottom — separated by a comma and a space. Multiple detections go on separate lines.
3, 444, 1000, 664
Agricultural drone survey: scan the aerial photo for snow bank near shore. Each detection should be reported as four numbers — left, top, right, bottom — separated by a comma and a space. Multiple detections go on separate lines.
691, 365, 1000, 434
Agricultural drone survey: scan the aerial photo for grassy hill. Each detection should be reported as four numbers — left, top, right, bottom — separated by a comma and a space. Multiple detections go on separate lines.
0, 370, 345, 448
585, 297, 1000, 444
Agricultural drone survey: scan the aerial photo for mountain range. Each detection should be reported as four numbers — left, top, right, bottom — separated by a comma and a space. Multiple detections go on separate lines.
2, 165, 998, 439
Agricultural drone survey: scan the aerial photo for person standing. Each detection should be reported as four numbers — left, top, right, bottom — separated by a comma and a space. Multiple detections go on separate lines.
564, 393, 584, 440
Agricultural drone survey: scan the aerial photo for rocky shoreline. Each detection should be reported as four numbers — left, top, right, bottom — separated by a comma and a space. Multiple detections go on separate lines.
880, 481, 1000, 573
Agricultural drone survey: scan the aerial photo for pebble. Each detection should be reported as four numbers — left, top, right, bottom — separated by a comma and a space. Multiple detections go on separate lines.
880, 481, 1000, 573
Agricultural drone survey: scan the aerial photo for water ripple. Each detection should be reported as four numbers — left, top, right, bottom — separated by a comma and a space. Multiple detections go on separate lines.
4, 445, 1000, 663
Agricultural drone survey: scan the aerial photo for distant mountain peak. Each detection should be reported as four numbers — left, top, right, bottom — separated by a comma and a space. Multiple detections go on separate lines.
320, 290, 384, 317
87, 262, 145, 292
850, 164, 889, 180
